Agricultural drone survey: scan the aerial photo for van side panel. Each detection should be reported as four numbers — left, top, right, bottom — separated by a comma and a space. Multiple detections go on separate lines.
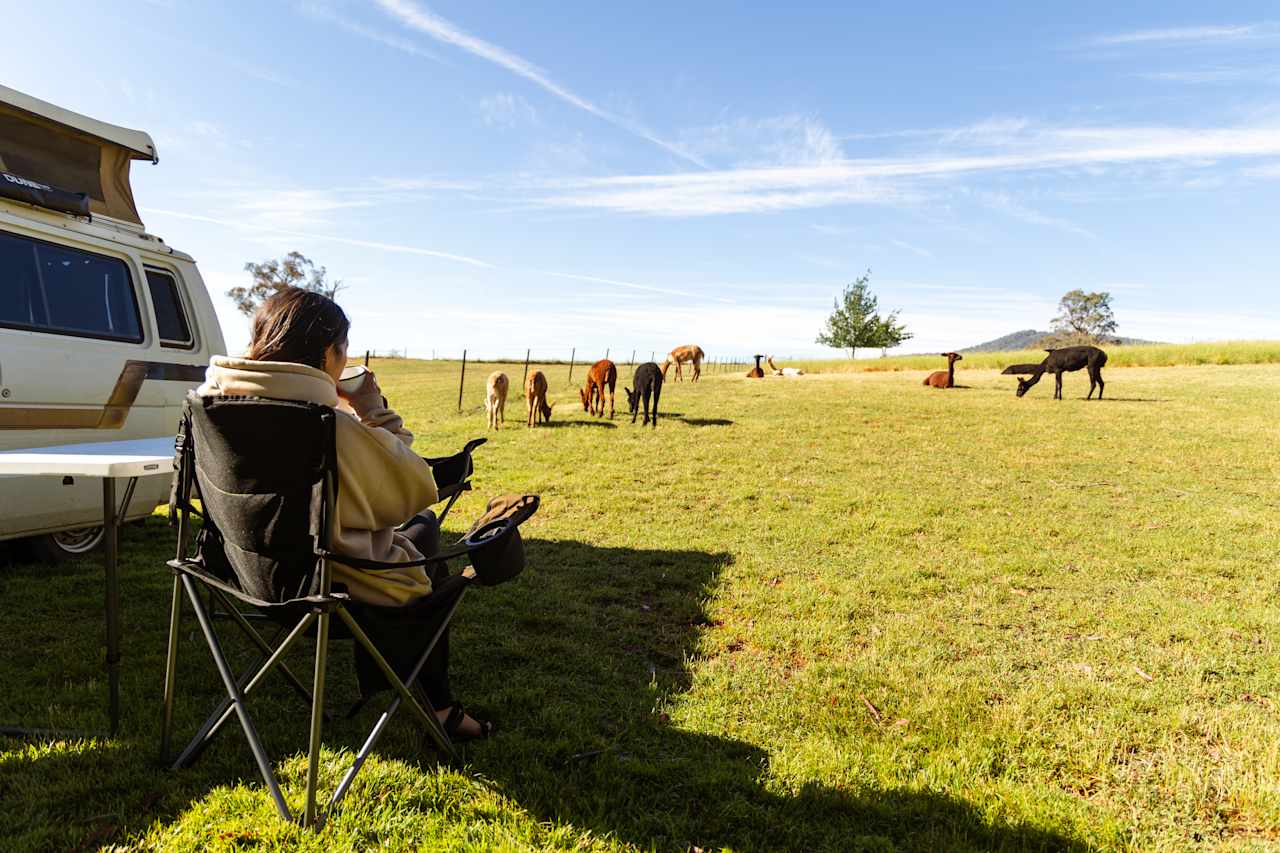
0, 213, 223, 541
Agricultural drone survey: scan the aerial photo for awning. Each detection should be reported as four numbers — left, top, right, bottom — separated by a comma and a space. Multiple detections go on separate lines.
0, 85, 157, 226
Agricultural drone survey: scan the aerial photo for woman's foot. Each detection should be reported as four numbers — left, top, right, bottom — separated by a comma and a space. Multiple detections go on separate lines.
435, 703, 495, 742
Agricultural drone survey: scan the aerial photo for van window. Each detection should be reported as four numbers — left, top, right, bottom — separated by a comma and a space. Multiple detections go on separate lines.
145, 269, 193, 347
0, 229, 142, 342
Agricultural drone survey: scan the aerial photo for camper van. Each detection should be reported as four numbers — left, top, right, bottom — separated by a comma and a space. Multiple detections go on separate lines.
0, 85, 225, 560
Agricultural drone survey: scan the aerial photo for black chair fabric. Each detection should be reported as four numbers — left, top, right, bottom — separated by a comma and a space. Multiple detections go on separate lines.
188, 395, 334, 602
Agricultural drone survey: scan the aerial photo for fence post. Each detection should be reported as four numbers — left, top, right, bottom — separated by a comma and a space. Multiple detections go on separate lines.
629, 349, 635, 366
457, 349, 467, 413
364, 350, 369, 367
605, 348, 610, 361
568, 348, 576, 385
521, 348, 531, 397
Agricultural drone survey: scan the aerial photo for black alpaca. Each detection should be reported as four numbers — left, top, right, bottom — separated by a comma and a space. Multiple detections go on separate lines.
1005, 345, 1108, 400
625, 362, 664, 427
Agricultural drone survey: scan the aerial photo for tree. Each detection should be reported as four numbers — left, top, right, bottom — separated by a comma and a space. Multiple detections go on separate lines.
816, 271, 911, 359
228, 251, 345, 316
870, 310, 914, 357
1049, 289, 1117, 344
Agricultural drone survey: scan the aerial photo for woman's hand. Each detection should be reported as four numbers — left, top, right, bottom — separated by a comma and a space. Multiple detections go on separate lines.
337, 370, 384, 413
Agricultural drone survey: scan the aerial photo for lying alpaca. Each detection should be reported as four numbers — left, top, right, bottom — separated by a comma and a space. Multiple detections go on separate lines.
578, 358, 617, 418
923, 352, 962, 388
767, 355, 805, 376
485, 371, 508, 429
625, 361, 663, 427
525, 370, 552, 426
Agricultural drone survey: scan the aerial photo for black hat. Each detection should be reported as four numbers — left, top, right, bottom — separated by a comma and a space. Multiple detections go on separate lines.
461, 494, 539, 586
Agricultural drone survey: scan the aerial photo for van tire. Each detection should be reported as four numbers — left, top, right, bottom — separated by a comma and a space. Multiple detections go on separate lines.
26, 527, 105, 563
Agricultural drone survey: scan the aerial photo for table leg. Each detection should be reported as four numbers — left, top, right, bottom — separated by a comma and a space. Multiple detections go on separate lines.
103, 478, 121, 736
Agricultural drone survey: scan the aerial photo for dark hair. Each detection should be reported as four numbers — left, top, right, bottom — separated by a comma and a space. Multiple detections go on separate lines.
245, 288, 350, 370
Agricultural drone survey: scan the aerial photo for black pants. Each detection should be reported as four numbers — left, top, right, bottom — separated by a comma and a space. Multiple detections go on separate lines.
352, 513, 454, 709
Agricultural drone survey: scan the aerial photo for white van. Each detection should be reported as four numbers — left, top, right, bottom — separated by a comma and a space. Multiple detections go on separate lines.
0, 85, 225, 560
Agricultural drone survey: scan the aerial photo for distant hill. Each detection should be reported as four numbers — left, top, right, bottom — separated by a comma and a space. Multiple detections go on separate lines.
962, 329, 1161, 352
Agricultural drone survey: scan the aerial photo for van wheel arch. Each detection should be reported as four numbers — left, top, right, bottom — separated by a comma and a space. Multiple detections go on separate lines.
25, 527, 105, 562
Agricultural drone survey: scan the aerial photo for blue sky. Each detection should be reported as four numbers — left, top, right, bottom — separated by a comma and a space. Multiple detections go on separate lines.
5, 1, 1279, 358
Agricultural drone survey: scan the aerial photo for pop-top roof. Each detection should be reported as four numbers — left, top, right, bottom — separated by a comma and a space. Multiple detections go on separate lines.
0, 85, 157, 225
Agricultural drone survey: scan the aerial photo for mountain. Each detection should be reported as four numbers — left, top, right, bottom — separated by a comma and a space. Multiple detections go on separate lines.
962, 330, 1162, 352
962, 330, 1051, 352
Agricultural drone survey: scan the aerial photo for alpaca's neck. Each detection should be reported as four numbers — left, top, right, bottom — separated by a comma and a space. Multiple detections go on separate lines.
947, 361, 955, 385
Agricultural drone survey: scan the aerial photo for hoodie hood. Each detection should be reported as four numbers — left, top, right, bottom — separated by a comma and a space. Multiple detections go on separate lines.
198, 356, 338, 408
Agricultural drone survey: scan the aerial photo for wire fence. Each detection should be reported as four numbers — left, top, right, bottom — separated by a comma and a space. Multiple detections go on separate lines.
354, 348, 784, 412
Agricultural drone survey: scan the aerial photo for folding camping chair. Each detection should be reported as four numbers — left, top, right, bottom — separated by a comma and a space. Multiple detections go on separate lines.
159, 393, 532, 827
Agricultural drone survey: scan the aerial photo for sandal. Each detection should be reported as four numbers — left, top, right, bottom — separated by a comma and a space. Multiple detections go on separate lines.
441, 703, 496, 743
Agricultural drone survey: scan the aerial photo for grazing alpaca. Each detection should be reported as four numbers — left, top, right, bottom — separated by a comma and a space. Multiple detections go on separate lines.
1006, 345, 1108, 400
662, 344, 705, 382
767, 355, 805, 376
485, 371, 508, 429
625, 362, 664, 427
923, 352, 963, 388
578, 359, 617, 418
525, 370, 552, 426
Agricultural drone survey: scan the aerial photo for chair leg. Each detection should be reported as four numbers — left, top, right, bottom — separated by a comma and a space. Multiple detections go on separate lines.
180, 575, 293, 822
303, 610, 331, 828
211, 588, 323, 715
159, 575, 183, 763
172, 615, 315, 770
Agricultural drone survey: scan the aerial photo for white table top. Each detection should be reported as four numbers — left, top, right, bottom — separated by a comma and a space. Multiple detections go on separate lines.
0, 436, 175, 478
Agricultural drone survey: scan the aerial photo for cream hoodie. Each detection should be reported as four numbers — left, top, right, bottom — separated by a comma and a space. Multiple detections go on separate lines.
197, 356, 438, 605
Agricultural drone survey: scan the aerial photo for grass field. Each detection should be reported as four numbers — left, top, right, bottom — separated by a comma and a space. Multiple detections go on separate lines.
2, 356, 1279, 851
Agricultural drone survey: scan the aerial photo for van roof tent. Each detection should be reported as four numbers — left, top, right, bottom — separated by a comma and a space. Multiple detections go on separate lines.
0, 85, 158, 226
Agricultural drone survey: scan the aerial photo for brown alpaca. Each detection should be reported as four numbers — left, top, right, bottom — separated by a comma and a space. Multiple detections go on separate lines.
525, 370, 552, 427
924, 352, 963, 388
661, 344, 705, 382
485, 371, 508, 429
578, 359, 617, 418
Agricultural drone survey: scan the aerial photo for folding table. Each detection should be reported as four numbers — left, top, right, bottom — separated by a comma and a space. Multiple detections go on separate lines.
0, 436, 174, 736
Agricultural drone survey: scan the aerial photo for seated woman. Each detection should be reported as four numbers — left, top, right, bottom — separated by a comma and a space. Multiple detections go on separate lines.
197, 287, 491, 740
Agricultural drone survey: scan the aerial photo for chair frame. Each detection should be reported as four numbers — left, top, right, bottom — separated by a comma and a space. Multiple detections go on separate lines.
159, 397, 477, 827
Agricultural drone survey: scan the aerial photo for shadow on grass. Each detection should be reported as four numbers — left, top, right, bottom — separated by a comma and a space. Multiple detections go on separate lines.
454, 538, 1093, 852
0, 529, 1093, 851
675, 417, 734, 427
538, 420, 618, 429
1093, 397, 1167, 403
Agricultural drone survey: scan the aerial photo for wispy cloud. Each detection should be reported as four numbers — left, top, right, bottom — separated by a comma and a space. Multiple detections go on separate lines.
890, 239, 934, 258
478, 93, 538, 128
297, 2, 444, 62
530, 121, 1280, 216
371, 0, 707, 167
677, 114, 843, 167
1135, 67, 1280, 84
1244, 161, 1280, 178
534, 270, 735, 303
974, 191, 1095, 238
141, 207, 496, 267
1088, 24, 1277, 47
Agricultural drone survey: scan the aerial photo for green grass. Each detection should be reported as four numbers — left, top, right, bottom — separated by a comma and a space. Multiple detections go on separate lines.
3, 358, 1279, 850
780, 339, 1280, 374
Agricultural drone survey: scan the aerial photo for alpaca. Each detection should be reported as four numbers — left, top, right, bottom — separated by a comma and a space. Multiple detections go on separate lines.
767, 355, 805, 376
625, 362, 664, 427
1008, 346, 1108, 399
746, 354, 765, 378
662, 344, 705, 382
485, 371, 508, 429
525, 370, 552, 426
923, 352, 963, 388
578, 359, 617, 418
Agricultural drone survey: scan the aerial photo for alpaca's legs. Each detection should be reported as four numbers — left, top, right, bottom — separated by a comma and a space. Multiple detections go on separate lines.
1054, 372, 1063, 400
